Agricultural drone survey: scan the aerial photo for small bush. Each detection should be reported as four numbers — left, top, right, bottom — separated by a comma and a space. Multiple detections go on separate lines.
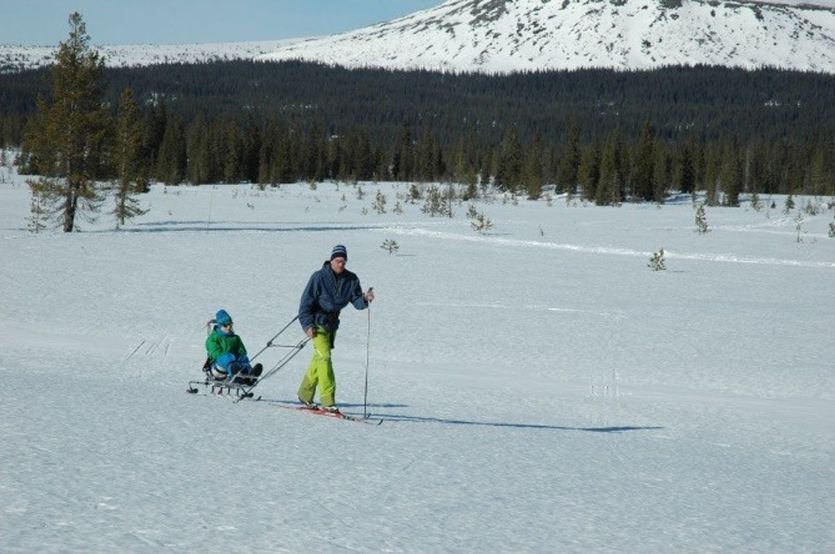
648, 248, 666, 271
380, 239, 400, 255
372, 190, 387, 214
470, 211, 494, 234
695, 204, 710, 234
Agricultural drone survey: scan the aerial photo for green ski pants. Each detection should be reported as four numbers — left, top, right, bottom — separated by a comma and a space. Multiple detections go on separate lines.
297, 326, 336, 407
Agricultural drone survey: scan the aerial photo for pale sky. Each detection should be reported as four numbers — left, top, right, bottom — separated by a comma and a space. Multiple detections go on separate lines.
0, 0, 443, 46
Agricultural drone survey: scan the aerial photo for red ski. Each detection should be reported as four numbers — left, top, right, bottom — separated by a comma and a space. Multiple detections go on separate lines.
284, 403, 383, 425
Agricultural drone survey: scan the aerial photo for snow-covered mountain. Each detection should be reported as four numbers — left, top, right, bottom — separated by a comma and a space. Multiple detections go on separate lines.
257, 0, 835, 73
0, 39, 301, 73
2, 0, 834, 74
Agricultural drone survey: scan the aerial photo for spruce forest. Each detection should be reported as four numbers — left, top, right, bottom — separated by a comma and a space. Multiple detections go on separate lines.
2, 44, 834, 206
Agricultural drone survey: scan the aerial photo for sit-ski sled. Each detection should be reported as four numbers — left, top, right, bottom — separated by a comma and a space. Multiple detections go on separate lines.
186, 360, 263, 400
186, 316, 310, 403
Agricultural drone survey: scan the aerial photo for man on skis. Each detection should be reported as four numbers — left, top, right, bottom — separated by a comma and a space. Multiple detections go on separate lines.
297, 244, 374, 413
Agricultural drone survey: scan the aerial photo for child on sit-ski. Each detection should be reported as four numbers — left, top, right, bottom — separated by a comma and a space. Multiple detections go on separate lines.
205, 309, 262, 385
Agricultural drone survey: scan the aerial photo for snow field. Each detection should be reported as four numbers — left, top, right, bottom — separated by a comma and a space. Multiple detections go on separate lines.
1, 167, 833, 551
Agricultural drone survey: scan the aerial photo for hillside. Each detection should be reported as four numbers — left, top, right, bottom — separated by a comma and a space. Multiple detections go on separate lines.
257, 0, 835, 73
3, 0, 834, 74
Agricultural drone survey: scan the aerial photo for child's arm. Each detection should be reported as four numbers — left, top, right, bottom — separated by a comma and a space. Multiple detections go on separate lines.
205, 332, 224, 362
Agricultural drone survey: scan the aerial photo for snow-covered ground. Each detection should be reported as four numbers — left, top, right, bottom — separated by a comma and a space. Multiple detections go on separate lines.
1, 156, 833, 551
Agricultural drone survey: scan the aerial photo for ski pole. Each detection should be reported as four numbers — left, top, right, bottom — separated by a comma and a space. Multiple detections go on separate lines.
363, 287, 373, 419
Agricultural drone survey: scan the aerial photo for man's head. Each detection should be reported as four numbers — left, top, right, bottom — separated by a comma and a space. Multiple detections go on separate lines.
330, 244, 347, 274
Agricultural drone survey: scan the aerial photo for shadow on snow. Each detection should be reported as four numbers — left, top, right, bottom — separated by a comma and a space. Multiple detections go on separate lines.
379, 413, 663, 433
260, 398, 662, 433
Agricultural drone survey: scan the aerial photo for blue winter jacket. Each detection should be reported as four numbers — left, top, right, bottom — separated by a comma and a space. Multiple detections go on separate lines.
299, 261, 368, 333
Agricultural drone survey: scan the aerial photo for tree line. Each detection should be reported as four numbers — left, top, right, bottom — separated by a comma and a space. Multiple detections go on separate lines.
6, 14, 834, 231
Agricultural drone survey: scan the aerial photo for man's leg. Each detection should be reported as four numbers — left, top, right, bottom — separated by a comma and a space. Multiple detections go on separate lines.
298, 327, 335, 404
310, 327, 336, 406
297, 359, 318, 404
316, 330, 336, 407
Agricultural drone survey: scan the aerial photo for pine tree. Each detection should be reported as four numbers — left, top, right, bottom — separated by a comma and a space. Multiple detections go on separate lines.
278, 125, 300, 183
453, 136, 473, 191
187, 116, 211, 184
111, 88, 148, 227
432, 141, 446, 181
784, 194, 795, 215
223, 118, 243, 184
327, 134, 345, 181
313, 132, 328, 182
557, 120, 580, 194
720, 140, 743, 207
157, 116, 186, 185
633, 121, 656, 202
703, 143, 721, 206
677, 139, 695, 195
27, 178, 53, 233
648, 248, 666, 271
523, 132, 545, 200
495, 127, 523, 192
750, 190, 762, 211
470, 210, 494, 234
652, 143, 669, 203
809, 148, 831, 197
353, 131, 374, 180
392, 124, 413, 181
422, 184, 449, 217
415, 128, 436, 182
139, 99, 166, 178
300, 126, 326, 183
454, 135, 479, 200
690, 137, 705, 196
784, 142, 807, 197
372, 190, 387, 214
23, 12, 109, 232
207, 118, 225, 184
380, 239, 400, 254
695, 203, 709, 234
596, 131, 622, 206
258, 117, 278, 185
578, 142, 600, 201
241, 115, 261, 183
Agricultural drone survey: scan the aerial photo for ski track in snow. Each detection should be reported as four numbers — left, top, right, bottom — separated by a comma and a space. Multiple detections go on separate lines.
383, 226, 835, 268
